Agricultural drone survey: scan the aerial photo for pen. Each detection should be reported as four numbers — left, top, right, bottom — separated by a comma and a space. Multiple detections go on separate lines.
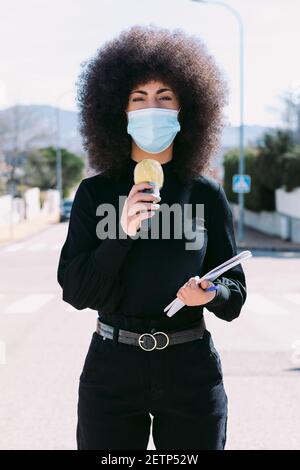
205, 284, 219, 292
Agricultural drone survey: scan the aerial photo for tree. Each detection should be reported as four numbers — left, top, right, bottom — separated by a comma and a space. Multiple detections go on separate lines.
223, 147, 267, 212
255, 129, 293, 191
282, 145, 300, 191
270, 86, 300, 145
0, 104, 55, 195
223, 129, 296, 212
25, 146, 85, 198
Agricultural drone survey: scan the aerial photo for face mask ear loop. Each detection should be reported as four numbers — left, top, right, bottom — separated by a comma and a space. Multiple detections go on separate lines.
177, 107, 181, 126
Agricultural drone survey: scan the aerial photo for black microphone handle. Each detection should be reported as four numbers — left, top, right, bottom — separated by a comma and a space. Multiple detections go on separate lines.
140, 184, 160, 232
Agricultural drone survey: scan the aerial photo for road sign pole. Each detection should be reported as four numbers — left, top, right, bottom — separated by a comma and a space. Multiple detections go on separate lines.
237, 10, 245, 244
191, 1, 245, 242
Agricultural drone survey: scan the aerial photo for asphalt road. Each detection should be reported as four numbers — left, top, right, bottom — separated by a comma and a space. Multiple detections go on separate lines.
0, 222, 299, 450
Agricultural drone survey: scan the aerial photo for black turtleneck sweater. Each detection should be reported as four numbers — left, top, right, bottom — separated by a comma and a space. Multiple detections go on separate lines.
57, 158, 247, 333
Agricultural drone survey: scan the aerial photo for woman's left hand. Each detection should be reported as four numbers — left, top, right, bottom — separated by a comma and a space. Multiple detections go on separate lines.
176, 277, 217, 307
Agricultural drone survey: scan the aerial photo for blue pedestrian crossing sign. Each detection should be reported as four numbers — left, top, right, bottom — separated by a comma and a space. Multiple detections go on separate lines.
232, 174, 251, 193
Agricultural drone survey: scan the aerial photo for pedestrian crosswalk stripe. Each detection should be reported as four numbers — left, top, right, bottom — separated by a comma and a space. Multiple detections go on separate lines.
3, 294, 55, 313
0, 293, 299, 315
27, 243, 47, 251
67, 305, 78, 312
2, 243, 27, 252
66, 305, 93, 313
1, 242, 62, 253
51, 243, 63, 250
283, 293, 300, 307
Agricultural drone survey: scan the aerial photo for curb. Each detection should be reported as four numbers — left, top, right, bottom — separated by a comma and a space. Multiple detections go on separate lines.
0, 213, 60, 249
237, 244, 300, 253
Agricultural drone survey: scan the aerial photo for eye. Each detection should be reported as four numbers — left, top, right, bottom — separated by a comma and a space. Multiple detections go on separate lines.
130, 95, 172, 102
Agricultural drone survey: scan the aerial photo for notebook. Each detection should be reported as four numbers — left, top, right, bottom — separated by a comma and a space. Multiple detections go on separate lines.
164, 250, 252, 317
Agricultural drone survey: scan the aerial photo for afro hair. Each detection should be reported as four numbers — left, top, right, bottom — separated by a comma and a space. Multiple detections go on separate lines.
76, 24, 229, 184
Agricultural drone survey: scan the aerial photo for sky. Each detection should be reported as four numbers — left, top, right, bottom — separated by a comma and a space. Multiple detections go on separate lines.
0, 0, 299, 127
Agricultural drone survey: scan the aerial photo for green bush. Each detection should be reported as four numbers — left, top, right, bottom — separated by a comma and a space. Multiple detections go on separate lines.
255, 129, 293, 192
223, 147, 270, 212
25, 146, 85, 198
282, 146, 300, 191
223, 129, 295, 212
0, 180, 6, 196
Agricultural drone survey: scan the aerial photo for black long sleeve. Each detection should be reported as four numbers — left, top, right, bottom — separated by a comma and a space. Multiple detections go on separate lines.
57, 177, 136, 311
200, 182, 247, 321
57, 158, 247, 332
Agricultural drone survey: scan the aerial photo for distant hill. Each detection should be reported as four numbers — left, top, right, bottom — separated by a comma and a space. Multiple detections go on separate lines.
221, 124, 275, 147
0, 104, 275, 161
0, 104, 84, 157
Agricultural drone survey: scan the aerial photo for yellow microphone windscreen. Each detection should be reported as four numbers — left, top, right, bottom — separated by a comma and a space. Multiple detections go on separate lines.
133, 158, 164, 188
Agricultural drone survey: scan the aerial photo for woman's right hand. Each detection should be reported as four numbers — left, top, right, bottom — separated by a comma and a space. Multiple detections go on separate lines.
120, 182, 161, 236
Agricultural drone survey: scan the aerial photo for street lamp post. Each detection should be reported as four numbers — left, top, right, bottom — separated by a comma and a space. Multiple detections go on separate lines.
191, 0, 245, 243
55, 90, 74, 203
55, 106, 62, 202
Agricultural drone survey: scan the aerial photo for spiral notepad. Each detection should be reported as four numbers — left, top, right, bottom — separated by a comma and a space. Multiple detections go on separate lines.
163, 250, 252, 318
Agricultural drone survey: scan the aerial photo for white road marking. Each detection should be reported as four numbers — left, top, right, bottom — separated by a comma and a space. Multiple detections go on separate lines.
66, 305, 93, 313
2, 243, 27, 252
243, 293, 291, 316
0, 292, 298, 316
0, 340, 6, 365
51, 243, 63, 250
67, 305, 78, 312
283, 293, 300, 307
1, 242, 63, 252
27, 243, 47, 251
3, 294, 55, 314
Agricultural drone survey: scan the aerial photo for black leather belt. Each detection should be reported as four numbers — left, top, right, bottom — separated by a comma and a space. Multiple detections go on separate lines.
96, 317, 206, 352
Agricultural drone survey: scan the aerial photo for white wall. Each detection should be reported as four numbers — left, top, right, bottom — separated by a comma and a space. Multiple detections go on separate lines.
41, 189, 60, 214
275, 187, 300, 219
24, 187, 40, 220
230, 202, 283, 237
230, 200, 300, 243
0, 194, 12, 225
0, 188, 60, 229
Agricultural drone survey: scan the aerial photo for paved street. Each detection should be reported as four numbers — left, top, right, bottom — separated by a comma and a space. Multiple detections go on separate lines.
0, 222, 300, 450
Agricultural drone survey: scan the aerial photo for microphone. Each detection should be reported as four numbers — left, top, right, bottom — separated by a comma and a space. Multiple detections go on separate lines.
133, 158, 164, 232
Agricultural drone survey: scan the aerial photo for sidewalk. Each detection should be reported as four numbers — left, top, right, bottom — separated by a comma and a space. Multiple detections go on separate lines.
0, 211, 60, 248
1, 212, 299, 252
234, 221, 300, 251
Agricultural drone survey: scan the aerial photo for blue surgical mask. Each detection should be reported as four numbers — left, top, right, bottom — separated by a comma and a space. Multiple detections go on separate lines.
126, 107, 181, 154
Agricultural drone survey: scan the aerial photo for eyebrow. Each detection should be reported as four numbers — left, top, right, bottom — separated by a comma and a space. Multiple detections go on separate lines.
129, 88, 173, 95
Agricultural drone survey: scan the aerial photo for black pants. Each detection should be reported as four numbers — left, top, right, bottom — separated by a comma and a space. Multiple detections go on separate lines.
76, 327, 228, 450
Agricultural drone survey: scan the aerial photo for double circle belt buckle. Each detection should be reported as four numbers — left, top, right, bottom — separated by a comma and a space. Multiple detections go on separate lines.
138, 331, 170, 351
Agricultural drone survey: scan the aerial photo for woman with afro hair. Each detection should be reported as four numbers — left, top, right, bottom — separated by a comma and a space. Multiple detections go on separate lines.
57, 24, 247, 451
